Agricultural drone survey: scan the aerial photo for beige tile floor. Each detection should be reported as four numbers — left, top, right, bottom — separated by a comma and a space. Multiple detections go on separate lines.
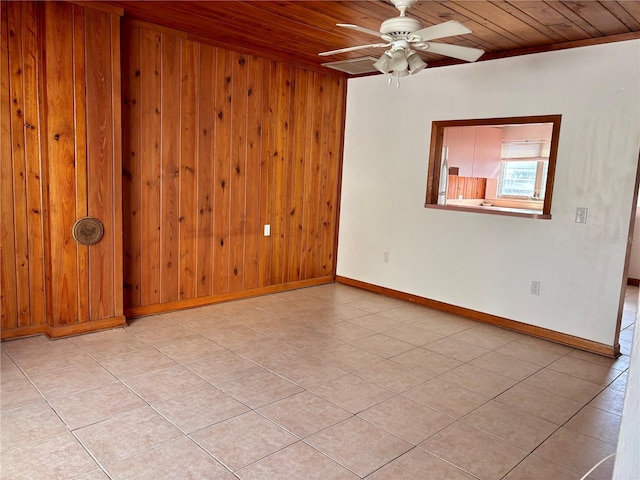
0, 284, 636, 480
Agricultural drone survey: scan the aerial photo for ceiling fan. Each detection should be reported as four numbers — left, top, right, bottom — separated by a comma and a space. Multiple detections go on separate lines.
319, 0, 484, 79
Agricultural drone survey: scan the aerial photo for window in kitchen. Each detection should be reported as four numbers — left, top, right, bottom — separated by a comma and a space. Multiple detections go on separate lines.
424, 115, 562, 219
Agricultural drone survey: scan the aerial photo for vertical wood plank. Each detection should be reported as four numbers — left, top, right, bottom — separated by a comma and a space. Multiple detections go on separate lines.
121, 24, 142, 308
111, 12, 123, 318
286, 68, 309, 282
243, 55, 263, 290
258, 60, 274, 287
138, 28, 161, 305
85, 7, 116, 321
270, 63, 293, 285
320, 75, 345, 277
299, 72, 317, 280
7, 2, 31, 327
229, 52, 248, 292
160, 32, 180, 302
43, 1, 78, 324
0, 0, 18, 330
303, 72, 326, 279
22, 1, 46, 327
72, 5, 89, 323
179, 39, 198, 299
213, 47, 232, 293
196, 43, 216, 297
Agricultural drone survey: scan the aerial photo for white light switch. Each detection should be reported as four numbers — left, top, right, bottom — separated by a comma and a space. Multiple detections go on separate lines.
264, 224, 271, 236
575, 207, 588, 224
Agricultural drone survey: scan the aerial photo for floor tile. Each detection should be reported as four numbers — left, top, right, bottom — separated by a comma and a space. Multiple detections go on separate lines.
70, 330, 151, 359
534, 427, 616, 480
157, 336, 227, 364
524, 368, 602, 403
346, 298, 403, 314
547, 356, 623, 386
201, 325, 271, 350
128, 324, 198, 348
588, 385, 627, 415
517, 336, 574, 354
358, 395, 454, 444
448, 327, 514, 350
105, 437, 230, 480
75, 470, 111, 480
420, 422, 528, 480
564, 405, 621, 445
0, 377, 44, 411
257, 391, 352, 438
236, 441, 358, 480
390, 348, 462, 376
8, 341, 93, 376
74, 406, 181, 465
153, 386, 249, 433
234, 338, 303, 368
48, 382, 146, 430
29, 361, 117, 400
366, 448, 476, 480
315, 322, 377, 342
99, 348, 177, 379
350, 334, 414, 358
0, 433, 98, 480
306, 417, 412, 477
566, 349, 629, 371
279, 329, 338, 350
423, 337, 489, 362
123, 365, 210, 404
502, 454, 581, 480
381, 325, 444, 346
347, 314, 402, 333
191, 411, 297, 471
403, 378, 488, 418
496, 383, 583, 425
496, 341, 566, 367
216, 367, 303, 408
0, 351, 25, 384
0, 402, 67, 452
268, 355, 347, 388
410, 315, 474, 336
462, 400, 558, 451
438, 364, 517, 398
310, 344, 385, 372
469, 351, 541, 381
354, 359, 431, 393
310, 374, 395, 413
186, 351, 261, 385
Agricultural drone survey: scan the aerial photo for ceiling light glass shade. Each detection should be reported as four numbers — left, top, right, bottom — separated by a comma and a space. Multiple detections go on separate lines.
392, 69, 409, 77
373, 53, 391, 73
407, 52, 427, 74
389, 49, 408, 73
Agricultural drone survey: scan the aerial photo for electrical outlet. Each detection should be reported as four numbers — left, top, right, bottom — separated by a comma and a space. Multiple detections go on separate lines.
263, 224, 271, 236
575, 207, 588, 224
383, 252, 390, 264
530, 281, 541, 296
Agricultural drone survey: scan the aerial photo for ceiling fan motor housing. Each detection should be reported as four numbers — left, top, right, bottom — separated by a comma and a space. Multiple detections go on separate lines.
380, 16, 421, 37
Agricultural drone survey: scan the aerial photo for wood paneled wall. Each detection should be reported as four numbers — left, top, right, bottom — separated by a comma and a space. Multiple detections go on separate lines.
1, 1, 45, 334
122, 22, 346, 315
1, 1, 125, 339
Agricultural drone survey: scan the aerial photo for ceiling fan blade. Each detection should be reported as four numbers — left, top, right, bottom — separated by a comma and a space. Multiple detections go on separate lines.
418, 42, 484, 62
411, 20, 472, 42
337, 23, 384, 38
319, 43, 390, 56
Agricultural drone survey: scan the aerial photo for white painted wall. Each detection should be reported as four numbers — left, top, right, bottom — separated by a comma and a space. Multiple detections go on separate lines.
337, 40, 640, 346
627, 208, 640, 280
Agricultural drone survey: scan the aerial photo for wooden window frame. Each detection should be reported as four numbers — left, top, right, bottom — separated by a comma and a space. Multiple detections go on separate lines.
424, 115, 562, 220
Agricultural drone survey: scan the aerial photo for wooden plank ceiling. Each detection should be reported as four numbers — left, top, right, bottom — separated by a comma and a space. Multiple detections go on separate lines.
109, 1, 640, 74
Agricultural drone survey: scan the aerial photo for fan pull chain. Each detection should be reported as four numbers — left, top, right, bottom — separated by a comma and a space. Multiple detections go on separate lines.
388, 73, 392, 85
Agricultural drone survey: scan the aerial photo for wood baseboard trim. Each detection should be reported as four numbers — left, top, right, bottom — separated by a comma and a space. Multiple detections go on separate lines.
45, 316, 127, 339
627, 278, 640, 287
336, 276, 619, 358
1, 325, 47, 341
125, 276, 335, 318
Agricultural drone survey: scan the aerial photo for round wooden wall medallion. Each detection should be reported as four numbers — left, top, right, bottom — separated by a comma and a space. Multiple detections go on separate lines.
72, 217, 104, 246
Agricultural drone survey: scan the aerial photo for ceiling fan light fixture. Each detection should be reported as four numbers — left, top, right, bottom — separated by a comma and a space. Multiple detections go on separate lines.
373, 52, 392, 73
407, 52, 427, 74
389, 48, 408, 72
